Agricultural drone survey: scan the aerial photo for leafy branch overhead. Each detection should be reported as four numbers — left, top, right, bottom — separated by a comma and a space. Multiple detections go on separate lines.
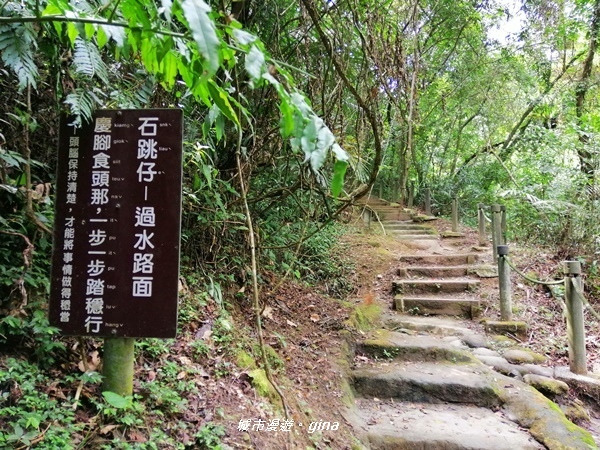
0, 0, 349, 189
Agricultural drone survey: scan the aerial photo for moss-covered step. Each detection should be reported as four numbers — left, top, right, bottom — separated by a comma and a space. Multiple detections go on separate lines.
356, 329, 475, 363
484, 320, 529, 340
440, 231, 466, 238
352, 361, 501, 407
392, 279, 480, 294
387, 227, 437, 235
349, 400, 545, 450
394, 295, 482, 318
399, 253, 478, 266
382, 223, 433, 230
375, 210, 413, 221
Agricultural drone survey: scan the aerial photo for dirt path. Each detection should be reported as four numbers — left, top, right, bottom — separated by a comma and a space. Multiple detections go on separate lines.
345, 198, 600, 449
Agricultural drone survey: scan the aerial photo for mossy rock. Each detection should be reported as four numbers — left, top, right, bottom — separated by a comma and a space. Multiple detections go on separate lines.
524, 374, 569, 397
504, 347, 547, 365
560, 400, 591, 423
236, 350, 257, 369
248, 368, 276, 399
348, 304, 382, 332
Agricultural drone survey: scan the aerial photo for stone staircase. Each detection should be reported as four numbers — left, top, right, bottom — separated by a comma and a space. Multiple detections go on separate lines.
346, 197, 599, 449
392, 253, 484, 319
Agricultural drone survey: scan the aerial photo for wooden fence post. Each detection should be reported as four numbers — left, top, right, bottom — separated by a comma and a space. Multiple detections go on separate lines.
491, 204, 502, 261
477, 203, 486, 246
563, 261, 587, 375
362, 208, 372, 231
451, 198, 459, 232
497, 245, 512, 321
424, 188, 431, 215
500, 205, 507, 244
408, 184, 414, 208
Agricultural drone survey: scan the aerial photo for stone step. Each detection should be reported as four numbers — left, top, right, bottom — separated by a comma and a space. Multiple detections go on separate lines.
397, 264, 497, 278
356, 329, 474, 363
388, 228, 437, 235
351, 400, 545, 450
352, 361, 500, 407
392, 279, 480, 294
399, 253, 478, 266
394, 234, 439, 240
383, 314, 480, 337
382, 223, 431, 230
394, 295, 482, 318
378, 212, 413, 221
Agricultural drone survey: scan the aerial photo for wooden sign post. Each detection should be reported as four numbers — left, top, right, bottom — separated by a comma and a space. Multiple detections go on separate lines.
49, 109, 183, 395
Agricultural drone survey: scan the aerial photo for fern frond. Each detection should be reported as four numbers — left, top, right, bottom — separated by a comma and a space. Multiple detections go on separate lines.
65, 87, 99, 126
0, 23, 38, 90
72, 37, 109, 84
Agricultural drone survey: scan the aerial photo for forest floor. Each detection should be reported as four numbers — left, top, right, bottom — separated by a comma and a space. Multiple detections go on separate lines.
208, 212, 600, 449
2, 213, 600, 449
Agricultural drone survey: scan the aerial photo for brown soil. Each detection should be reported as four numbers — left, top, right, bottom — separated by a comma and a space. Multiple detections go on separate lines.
18, 213, 599, 449
208, 215, 600, 448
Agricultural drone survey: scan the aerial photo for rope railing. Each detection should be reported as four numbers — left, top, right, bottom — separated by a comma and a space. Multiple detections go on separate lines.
496, 244, 591, 375
503, 256, 563, 286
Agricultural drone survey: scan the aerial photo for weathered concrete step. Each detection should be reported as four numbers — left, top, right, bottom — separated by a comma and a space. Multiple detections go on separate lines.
382, 223, 430, 230
388, 228, 436, 235
383, 314, 481, 337
399, 253, 478, 266
356, 329, 474, 363
352, 361, 500, 407
398, 264, 497, 278
395, 234, 439, 240
378, 212, 413, 221
392, 279, 480, 294
394, 295, 482, 318
351, 400, 545, 450
398, 265, 468, 277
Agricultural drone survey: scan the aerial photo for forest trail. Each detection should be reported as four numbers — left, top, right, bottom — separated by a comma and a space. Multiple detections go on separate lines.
346, 198, 600, 449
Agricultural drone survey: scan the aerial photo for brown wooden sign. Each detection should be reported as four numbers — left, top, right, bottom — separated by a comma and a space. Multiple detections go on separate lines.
49, 109, 183, 338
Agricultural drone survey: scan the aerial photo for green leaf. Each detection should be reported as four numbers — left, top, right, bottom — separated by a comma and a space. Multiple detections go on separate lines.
245, 45, 264, 80
72, 38, 109, 84
279, 97, 295, 138
331, 161, 347, 197
102, 391, 132, 409
232, 29, 257, 46
181, 0, 220, 75
84, 23, 96, 40
100, 25, 125, 47
161, 0, 173, 22
96, 27, 109, 48
160, 52, 178, 89
0, 23, 38, 90
67, 23, 79, 46
207, 80, 239, 126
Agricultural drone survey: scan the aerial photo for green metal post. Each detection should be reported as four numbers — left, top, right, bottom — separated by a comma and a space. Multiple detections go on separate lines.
103, 337, 135, 396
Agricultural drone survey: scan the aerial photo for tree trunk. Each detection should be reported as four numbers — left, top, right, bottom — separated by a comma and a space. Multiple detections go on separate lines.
575, 0, 600, 181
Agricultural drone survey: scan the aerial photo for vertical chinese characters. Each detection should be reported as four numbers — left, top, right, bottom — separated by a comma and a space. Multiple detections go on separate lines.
59, 134, 80, 323
84, 117, 112, 334
132, 117, 158, 298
